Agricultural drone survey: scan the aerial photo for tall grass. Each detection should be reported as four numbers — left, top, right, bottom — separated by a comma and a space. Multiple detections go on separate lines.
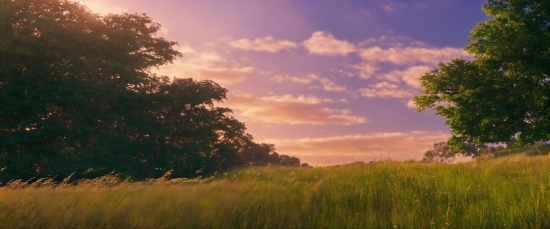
1, 154, 550, 228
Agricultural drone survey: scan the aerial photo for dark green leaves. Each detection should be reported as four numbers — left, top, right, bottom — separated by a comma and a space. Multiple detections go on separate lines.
0, 0, 300, 183
414, 0, 550, 150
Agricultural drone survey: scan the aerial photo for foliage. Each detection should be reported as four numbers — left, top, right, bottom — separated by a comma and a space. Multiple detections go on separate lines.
413, 0, 550, 151
422, 141, 506, 162
421, 141, 456, 163
0, 0, 300, 183
2, 156, 550, 228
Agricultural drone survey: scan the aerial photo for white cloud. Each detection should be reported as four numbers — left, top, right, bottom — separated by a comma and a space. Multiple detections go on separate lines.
303, 31, 356, 56
225, 92, 367, 125
155, 45, 253, 85
359, 82, 417, 99
266, 131, 449, 165
229, 36, 298, 53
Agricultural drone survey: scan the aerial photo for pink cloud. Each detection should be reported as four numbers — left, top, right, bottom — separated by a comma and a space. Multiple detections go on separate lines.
229, 36, 298, 53
225, 92, 367, 125
358, 46, 468, 66
379, 65, 433, 88
79, 0, 129, 15
265, 131, 450, 165
303, 31, 356, 56
359, 82, 417, 99
406, 99, 417, 109
351, 36, 469, 82
378, 2, 408, 13
155, 45, 253, 85
270, 74, 347, 92
271, 74, 313, 84
352, 63, 380, 79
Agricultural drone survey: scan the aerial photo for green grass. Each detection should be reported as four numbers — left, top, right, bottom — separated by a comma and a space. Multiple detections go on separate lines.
493, 143, 550, 157
2, 154, 550, 228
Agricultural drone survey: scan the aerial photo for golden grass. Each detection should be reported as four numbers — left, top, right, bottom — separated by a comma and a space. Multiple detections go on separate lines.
1, 154, 550, 228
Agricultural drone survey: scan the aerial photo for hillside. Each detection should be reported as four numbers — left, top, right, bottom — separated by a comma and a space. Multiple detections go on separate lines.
492, 143, 550, 158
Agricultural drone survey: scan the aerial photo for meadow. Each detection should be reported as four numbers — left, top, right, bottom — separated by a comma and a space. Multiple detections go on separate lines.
1, 153, 550, 228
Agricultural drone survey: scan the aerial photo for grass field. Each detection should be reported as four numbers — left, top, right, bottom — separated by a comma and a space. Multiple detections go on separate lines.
1, 153, 550, 228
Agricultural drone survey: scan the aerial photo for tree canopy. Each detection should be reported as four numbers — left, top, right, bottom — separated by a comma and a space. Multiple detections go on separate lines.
0, 0, 302, 183
414, 0, 550, 151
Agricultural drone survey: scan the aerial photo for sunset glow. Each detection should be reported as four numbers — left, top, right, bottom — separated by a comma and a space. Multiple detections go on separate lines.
80, 0, 488, 164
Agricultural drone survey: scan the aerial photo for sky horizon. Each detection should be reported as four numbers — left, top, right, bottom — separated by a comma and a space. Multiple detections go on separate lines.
80, 0, 489, 165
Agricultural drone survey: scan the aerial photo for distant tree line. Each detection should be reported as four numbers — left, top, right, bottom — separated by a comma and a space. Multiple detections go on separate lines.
0, 0, 303, 183
421, 136, 550, 163
421, 141, 505, 163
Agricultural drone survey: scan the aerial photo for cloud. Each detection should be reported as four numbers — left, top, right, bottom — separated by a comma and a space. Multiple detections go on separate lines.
155, 45, 253, 85
414, 0, 456, 9
317, 77, 347, 92
271, 74, 313, 84
258, 94, 336, 104
228, 36, 298, 53
225, 92, 367, 125
359, 82, 417, 99
378, 2, 408, 13
358, 46, 468, 66
79, 0, 129, 14
406, 99, 417, 109
265, 131, 449, 165
270, 74, 347, 92
379, 65, 432, 88
303, 31, 356, 56
349, 36, 470, 84
352, 63, 380, 79
359, 35, 432, 49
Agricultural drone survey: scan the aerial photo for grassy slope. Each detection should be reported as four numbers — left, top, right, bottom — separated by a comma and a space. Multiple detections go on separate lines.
493, 143, 550, 157
1, 154, 550, 228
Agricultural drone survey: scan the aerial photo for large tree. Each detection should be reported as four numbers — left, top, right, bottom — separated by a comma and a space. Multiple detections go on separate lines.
0, 0, 300, 183
414, 0, 550, 151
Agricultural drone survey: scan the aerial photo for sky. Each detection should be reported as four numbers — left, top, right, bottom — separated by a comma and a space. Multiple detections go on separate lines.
80, 0, 489, 165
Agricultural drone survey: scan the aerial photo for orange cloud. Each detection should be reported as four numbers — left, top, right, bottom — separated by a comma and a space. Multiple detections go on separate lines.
265, 131, 450, 165
155, 45, 253, 85
303, 31, 356, 56
225, 92, 367, 125
229, 36, 298, 53
359, 82, 417, 99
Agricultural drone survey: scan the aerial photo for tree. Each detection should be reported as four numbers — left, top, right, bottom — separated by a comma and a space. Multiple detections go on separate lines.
421, 142, 456, 163
413, 0, 550, 151
0, 0, 301, 183
1, 0, 181, 181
